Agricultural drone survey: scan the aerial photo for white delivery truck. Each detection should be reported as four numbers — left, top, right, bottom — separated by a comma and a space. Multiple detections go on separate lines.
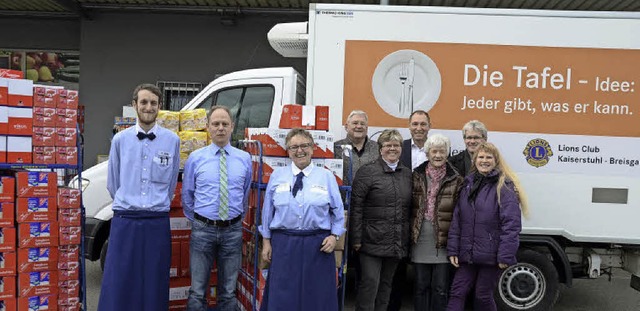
80, 4, 640, 310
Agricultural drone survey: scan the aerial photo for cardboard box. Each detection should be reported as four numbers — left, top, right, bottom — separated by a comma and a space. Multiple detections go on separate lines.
7, 79, 33, 107
16, 172, 57, 198
323, 158, 344, 186
7, 136, 32, 163
0, 135, 5, 163
57, 293, 79, 307
55, 147, 77, 165
0, 78, 8, 105
18, 295, 58, 311
180, 241, 190, 277
58, 245, 79, 264
18, 247, 58, 273
33, 86, 60, 108
0, 251, 17, 276
58, 208, 80, 227
18, 271, 59, 297
33, 108, 57, 128
0, 276, 16, 298
245, 128, 288, 157
8, 107, 33, 136
58, 226, 80, 246
0, 297, 16, 310
170, 209, 191, 241
16, 197, 57, 223
170, 181, 182, 208
171, 241, 180, 278
32, 126, 56, 146
0, 69, 23, 79
0, 106, 7, 135
55, 109, 77, 128
58, 279, 79, 296
57, 188, 81, 209
18, 222, 59, 248
55, 128, 77, 147
315, 106, 329, 131
0, 228, 17, 252
169, 276, 191, 302
278, 104, 302, 129
57, 262, 79, 282
334, 250, 343, 268
0, 176, 14, 202
57, 90, 78, 110
33, 146, 56, 164
252, 156, 289, 184
0, 202, 14, 227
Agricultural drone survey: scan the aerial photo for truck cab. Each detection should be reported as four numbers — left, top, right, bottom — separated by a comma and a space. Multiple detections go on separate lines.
80, 67, 304, 269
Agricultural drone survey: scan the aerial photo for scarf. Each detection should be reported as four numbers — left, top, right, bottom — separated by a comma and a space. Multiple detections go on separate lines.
468, 171, 499, 204
425, 163, 447, 221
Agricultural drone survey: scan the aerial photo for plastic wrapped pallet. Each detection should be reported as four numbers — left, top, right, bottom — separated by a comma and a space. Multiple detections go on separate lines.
157, 110, 180, 132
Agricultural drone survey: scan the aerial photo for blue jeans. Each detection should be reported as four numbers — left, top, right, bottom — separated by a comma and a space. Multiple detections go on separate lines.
187, 218, 243, 311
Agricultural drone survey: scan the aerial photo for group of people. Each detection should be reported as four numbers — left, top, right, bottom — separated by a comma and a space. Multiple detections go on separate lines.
99, 83, 528, 311
341, 110, 529, 311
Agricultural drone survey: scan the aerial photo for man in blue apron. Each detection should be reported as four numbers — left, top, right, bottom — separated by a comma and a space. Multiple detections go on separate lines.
182, 106, 252, 311
99, 83, 181, 311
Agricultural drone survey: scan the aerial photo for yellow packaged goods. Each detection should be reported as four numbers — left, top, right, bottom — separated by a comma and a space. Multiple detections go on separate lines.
180, 152, 190, 170
179, 131, 208, 153
157, 110, 180, 132
180, 108, 207, 131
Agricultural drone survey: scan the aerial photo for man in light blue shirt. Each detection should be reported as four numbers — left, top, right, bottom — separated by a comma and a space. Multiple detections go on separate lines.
99, 84, 180, 311
182, 106, 252, 311
259, 128, 345, 311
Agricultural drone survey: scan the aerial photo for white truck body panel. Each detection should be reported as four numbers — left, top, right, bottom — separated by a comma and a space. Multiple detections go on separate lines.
305, 4, 640, 245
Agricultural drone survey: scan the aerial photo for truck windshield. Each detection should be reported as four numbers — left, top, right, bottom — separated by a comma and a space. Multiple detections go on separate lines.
197, 85, 275, 142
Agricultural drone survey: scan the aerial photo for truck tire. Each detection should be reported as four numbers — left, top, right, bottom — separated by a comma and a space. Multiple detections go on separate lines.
496, 249, 559, 311
100, 239, 109, 271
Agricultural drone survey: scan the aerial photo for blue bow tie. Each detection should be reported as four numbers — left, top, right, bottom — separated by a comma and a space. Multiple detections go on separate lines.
137, 132, 156, 140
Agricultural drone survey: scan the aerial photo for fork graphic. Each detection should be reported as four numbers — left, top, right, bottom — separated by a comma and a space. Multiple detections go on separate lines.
399, 62, 408, 115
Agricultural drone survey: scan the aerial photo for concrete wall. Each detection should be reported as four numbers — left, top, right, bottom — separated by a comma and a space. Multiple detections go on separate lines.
0, 17, 80, 50
80, 12, 306, 166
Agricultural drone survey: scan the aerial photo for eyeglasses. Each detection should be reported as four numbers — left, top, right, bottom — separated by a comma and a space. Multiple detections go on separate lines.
464, 136, 484, 141
287, 143, 313, 151
382, 143, 401, 149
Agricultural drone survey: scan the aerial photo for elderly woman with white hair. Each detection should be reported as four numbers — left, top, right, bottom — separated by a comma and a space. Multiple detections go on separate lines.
410, 133, 464, 311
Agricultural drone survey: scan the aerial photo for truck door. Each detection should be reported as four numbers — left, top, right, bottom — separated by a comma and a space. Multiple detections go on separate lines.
195, 78, 284, 142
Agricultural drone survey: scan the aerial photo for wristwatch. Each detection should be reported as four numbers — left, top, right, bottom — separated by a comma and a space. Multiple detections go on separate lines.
333, 234, 340, 241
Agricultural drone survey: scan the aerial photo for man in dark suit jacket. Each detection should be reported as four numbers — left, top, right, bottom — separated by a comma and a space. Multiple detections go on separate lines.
389, 110, 430, 311
399, 110, 430, 170
449, 120, 488, 176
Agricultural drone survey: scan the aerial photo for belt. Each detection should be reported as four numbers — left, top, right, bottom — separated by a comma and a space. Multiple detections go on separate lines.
194, 212, 241, 227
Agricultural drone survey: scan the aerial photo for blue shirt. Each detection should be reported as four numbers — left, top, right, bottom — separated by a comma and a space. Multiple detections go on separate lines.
107, 124, 180, 212
181, 143, 252, 221
259, 164, 346, 239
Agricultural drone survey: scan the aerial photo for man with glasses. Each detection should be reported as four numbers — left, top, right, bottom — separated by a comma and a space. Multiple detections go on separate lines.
449, 120, 488, 176
334, 110, 379, 184
400, 110, 431, 170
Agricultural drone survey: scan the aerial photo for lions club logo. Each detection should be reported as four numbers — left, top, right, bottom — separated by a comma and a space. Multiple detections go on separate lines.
523, 138, 553, 168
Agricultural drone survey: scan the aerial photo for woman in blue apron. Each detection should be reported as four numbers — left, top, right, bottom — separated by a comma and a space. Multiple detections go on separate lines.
259, 128, 345, 311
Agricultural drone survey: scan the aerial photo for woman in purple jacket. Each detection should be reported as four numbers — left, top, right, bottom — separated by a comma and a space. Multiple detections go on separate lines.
446, 142, 529, 311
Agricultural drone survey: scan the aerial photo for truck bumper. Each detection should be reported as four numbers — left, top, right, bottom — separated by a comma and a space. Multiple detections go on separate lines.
84, 217, 106, 261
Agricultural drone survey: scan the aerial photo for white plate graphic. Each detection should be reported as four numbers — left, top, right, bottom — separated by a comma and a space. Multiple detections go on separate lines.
371, 49, 442, 119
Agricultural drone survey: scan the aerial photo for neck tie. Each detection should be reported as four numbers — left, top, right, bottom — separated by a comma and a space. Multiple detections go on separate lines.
137, 132, 156, 140
292, 172, 304, 197
218, 149, 229, 220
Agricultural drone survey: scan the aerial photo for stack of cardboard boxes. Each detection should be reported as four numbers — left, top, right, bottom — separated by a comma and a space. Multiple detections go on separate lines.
168, 180, 218, 310
0, 171, 81, 311
0, 74, 80, 165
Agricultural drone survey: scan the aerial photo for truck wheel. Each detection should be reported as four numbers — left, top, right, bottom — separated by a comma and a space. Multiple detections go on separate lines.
496, 249, 559, 311
100, 239, 109, 271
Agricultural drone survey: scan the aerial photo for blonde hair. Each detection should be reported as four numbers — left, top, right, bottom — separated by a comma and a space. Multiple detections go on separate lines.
472, 142, 529, 218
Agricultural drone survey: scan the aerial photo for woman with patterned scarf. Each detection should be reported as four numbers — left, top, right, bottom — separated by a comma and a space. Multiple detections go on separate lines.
410, 134, 463, 311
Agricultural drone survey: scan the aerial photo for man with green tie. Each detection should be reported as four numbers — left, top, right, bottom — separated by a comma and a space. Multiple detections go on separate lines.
182, 106, 252, 311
